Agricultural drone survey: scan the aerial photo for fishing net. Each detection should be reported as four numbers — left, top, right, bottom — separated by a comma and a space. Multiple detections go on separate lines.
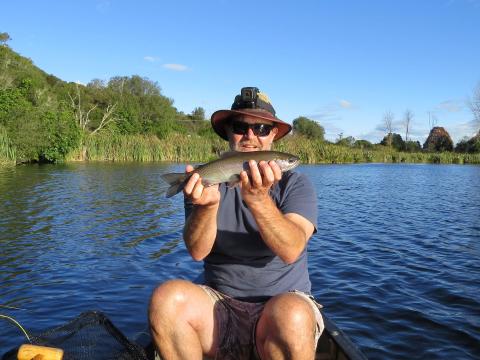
2, 311, 151, 360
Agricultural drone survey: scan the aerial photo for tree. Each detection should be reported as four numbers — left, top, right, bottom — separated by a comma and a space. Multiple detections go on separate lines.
0, 32, 11, 46
68, 83, 117, 134
404, 140, 421, 152
353, 140, 374, 149
469, 83, 480, 134
190, 107, 205, 121
423, 127, 453, 152
380, 133, 405, 151
403, 109, 413, 142
455, 134, 480, 153
383, 110, 394, 146
292, 116, 325, 140
336, 136, 355, 147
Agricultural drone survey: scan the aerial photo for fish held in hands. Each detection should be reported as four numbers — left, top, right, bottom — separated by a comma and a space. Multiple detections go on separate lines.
161, 151, 300, 198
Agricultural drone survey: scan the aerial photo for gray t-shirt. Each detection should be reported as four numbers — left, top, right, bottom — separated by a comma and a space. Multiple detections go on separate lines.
185, 171, 317, 302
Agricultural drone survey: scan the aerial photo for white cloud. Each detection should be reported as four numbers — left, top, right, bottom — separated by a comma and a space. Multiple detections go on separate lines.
163, 63, 190, 72
339, 99, 353, 109
435, 99, 464, 113
448, 119, 479, 142
144, 56, 158, 63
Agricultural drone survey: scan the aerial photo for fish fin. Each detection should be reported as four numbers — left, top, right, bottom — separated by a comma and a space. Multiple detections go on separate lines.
227, 174, 241, 187
161, 172, 187, 198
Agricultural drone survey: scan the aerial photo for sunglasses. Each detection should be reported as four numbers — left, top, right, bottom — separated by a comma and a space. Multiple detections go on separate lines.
231, 121, 274, 137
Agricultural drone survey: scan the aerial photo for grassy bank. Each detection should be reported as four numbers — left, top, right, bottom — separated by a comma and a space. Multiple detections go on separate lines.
59, 132, 480, 165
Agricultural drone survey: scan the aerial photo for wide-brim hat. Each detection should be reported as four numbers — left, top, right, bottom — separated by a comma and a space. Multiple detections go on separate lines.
211, 88, 292, 141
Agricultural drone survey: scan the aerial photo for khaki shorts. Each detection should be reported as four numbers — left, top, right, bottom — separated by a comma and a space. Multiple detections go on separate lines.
199, 285, 324, 360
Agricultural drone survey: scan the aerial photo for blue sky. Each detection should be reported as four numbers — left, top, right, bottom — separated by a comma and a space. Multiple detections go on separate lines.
1, 0, 479, 143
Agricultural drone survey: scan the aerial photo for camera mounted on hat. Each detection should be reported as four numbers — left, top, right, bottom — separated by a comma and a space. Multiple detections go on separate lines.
232, 87, 276, 117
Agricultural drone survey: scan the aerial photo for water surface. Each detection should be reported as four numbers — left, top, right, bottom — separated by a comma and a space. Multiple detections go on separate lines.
0, 163, 479, 359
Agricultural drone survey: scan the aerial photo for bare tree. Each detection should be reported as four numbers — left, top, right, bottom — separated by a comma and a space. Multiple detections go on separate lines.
383, 110, 394, 146
428, 111, 438, 130
68, 83, 117, 134
469, 83, 480, 134
403, 109, 414, 142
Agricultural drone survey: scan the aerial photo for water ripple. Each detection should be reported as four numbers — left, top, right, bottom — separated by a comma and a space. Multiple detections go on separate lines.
1, 163, 479, 358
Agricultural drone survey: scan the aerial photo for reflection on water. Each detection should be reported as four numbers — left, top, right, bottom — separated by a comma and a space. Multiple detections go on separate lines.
0, 163, 479, 359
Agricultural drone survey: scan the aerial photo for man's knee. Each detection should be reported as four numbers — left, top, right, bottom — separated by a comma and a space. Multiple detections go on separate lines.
149, 279, 197, 325
264, 293, 316, 328
256, 293, 318, 357
150, 279, 193, 307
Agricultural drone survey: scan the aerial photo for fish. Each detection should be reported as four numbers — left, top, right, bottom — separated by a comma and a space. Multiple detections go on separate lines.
161, 150, 300, 198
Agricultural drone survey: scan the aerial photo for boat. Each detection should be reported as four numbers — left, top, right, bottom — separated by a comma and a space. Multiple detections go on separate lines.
2, 307, 367, 360
314, 310, 367, 360
141, 308, 368, 360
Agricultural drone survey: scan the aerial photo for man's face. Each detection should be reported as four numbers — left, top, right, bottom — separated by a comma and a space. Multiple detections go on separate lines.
225, 115, 278, 152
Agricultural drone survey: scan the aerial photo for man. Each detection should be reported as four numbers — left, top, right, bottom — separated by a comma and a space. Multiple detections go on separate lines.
149, 87, 323, 359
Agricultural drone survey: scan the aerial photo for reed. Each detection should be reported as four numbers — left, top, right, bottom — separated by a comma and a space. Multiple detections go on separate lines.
66, 132, 228, 163
29, 132, 480, 165
0, 126, 16, 165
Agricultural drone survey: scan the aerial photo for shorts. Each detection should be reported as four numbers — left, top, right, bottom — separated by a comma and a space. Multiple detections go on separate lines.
199, 285, 324, 360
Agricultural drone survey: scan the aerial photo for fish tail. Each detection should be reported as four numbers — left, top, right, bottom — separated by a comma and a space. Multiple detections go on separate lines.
161, 172, 188, 198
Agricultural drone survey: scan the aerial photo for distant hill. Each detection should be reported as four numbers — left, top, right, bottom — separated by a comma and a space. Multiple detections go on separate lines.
0, 44, 212, 163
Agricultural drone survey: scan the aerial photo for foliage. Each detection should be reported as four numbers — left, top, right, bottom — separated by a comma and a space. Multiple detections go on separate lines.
190, 107, 206, 121
423, 127, 453, 152
455, 134, 480, 153
1, 44, 479, 165
40, 107, 82, 162
292, 116, 325, 140
404, 140, 422, 152
336, 136, 356, 147
380, 133, 405, 151
0, 124, 15, 164
353, 139, 374, 149
0, 32, 11, 46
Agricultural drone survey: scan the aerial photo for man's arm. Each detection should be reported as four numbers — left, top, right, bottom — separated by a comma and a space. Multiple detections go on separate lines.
240, 160, 315, 264
182, 166, 220, 261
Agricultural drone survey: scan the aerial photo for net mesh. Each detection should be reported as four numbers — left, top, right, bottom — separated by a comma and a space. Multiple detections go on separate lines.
2, 311, 149, 360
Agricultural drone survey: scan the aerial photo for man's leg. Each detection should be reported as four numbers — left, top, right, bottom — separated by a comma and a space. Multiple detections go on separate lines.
148, 279, 218, 360
255, 292, 323, 360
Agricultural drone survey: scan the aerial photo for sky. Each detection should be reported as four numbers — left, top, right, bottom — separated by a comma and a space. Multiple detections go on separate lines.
1, 0, 479, 143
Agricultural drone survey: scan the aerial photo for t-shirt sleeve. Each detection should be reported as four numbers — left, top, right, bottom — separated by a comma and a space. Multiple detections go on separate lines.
279, 172, 318, 231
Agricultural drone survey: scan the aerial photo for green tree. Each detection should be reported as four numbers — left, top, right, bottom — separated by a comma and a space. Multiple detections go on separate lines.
292, 116, 325, 140
190, 107, 206, 121
353, 139, 374, 149
380, 133, 405, 151
336, 136, 355, 147
404, 140, 422, 152
40, 107, 81, 162
455, 135, 480, 153
0, 32, 11, 46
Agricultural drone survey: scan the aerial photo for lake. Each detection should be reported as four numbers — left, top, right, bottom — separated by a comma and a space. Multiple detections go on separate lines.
0, 163, 479, 359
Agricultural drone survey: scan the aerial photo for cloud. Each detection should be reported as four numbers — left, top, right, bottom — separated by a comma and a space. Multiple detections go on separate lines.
96, 1, 110, 12
435, 99, 464, 113
339, 99, 353, 109
448, 119, 479, 142
163, 63, 190, 72
144, 56, 159, 63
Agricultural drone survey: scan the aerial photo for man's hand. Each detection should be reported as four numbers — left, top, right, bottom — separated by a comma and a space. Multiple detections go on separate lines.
183, 165, 220, 207
240, 160, 282, 205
